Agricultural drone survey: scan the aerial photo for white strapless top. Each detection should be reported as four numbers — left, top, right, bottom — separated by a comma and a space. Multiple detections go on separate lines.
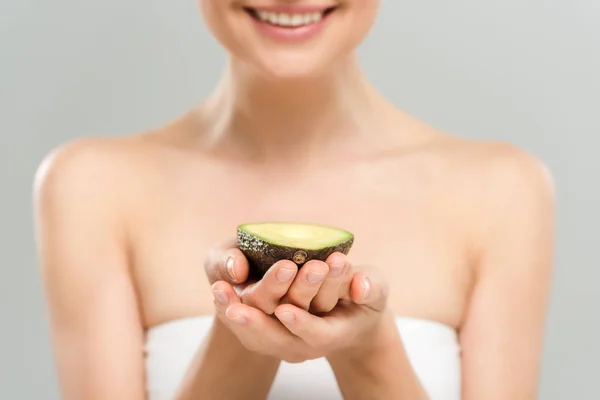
145, 316, 461, 400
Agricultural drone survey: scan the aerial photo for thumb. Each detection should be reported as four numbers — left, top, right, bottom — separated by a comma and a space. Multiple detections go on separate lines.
204, 238, 250, 285
349, 267, 389, 312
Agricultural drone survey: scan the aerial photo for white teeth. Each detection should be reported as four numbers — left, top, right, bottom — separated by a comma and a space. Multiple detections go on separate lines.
254, 10, 326, 27
291, 15, 304, 26
280, 13, 291, 25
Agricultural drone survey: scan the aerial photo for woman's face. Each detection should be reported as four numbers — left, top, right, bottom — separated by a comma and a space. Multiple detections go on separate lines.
199, 0, 380, 79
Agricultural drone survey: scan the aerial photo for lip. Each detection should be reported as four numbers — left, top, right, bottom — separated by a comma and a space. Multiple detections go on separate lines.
248, 4, 335, 13
245, 5, 337, 43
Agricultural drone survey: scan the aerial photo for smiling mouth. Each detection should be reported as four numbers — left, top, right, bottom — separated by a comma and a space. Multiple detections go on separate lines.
243, 7, 337, 28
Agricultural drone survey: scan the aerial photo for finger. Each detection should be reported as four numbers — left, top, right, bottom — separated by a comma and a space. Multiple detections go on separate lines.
310, 252, 352, 313
212, 280, 242, 311
281, 260, 329, 310
242, 260, 298, 314
274, 304, 344, 351
349, 268, 389, 312
204, 240, 250, 285
225, 304, 306, 361
212, 283, 303, 355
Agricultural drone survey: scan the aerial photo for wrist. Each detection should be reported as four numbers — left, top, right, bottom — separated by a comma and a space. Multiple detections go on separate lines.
211, 314, 280, 365
175, 315, 282, 400
328, 308, 399, 364
326, 310, 429, 399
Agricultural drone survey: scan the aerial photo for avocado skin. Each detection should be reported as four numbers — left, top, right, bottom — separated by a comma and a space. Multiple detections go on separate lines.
237, 228, 354, 279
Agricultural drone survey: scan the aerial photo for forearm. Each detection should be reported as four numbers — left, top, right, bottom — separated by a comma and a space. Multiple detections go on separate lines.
327, 313, 429, 400
175, 316, 280, 400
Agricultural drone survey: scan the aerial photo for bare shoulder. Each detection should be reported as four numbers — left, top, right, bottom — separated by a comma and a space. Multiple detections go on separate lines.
424, 135, 555, 210
473, 140, 553, 188
34, 134, 156, 206
458, 139, 554, 212
430, 136, 556, 269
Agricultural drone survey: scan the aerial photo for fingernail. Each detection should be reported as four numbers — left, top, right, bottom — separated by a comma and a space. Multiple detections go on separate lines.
213, 289, 228, 305
226, 256, 237, 281
330, 263, 345, 277
307, 272, 326, 284
277, 311, 295, 324
363, 276, 371, 300
226, 307, 248, 324
276, 267, 296, 282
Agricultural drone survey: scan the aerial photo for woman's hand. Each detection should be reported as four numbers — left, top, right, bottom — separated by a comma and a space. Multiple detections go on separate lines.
204, 239, 353, 315
210, 261, 390, 364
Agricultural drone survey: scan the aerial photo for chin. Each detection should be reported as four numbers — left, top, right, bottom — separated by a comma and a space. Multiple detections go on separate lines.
199, 0, 379, 80
249, 50, 338, 81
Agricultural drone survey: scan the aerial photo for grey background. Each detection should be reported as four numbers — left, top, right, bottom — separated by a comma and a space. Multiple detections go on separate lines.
1, 0, 598, 399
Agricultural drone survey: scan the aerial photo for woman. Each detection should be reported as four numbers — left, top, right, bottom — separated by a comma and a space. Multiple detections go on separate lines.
33, 1, 555, 399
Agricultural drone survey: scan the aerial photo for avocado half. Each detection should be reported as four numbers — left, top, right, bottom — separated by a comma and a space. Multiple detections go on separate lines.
237, 222, 354, 278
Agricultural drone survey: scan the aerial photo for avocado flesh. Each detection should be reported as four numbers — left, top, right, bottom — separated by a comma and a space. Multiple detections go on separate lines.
237, 222, 354, 278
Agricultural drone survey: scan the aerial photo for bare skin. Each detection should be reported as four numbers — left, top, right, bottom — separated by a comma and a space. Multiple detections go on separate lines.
34, 106, 554, 399
33, 7, 555, 397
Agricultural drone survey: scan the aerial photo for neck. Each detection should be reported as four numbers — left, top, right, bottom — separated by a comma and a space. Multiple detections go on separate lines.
196, 54, 398, 163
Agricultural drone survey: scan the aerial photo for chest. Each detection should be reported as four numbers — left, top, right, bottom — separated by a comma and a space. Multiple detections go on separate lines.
130, 162, 473, 328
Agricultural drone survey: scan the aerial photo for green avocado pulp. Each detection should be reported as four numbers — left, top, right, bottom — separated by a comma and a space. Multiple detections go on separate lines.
237, 222, 354, 250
